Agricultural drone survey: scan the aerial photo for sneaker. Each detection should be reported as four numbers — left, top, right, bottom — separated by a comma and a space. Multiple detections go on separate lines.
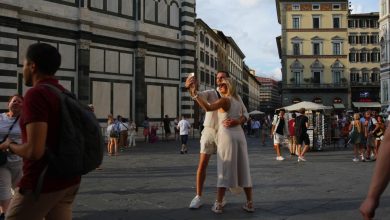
189, 195, 203, 209
276, 156, 285, 161
242, 201, 255, 213
221, 198, 227, 207
352, 157, 359, 162
360, 155, 366, 162
298, 156, 306, 162
211, 201, 223, 214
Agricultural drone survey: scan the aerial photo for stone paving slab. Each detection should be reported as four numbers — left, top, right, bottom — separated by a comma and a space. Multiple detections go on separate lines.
72, 137, 390, 220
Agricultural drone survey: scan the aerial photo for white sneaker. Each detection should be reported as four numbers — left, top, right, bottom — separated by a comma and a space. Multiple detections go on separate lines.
276, 156, 285, 161
298, 156, 306, 162
352, 157, 359, 162
189, 195, 203, 209
211, 201, 223, 214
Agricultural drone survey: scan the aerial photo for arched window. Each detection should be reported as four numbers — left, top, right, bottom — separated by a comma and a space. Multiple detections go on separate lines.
145, 0, 156, 21
169, 1, 180, 27
290, 59, 304, 85
157, 0, 168, 25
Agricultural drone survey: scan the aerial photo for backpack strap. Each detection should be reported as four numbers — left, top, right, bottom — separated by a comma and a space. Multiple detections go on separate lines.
215, 89, 221, 99
1, 115, 20, 143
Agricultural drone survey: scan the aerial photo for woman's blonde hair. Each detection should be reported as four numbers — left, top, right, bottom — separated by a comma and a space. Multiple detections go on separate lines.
353, 113, 361, 133
221, 78, 238, 99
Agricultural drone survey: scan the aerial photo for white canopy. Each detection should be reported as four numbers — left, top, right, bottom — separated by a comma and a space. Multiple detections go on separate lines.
249, 110, 265, 115
283, 101, 332, 111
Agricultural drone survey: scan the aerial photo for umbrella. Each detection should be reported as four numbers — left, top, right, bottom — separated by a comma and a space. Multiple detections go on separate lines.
249, 110, 265, 115
283, 101, 332, 111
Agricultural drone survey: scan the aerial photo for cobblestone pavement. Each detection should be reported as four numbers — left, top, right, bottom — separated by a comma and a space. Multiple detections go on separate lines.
73, 136, 390, 220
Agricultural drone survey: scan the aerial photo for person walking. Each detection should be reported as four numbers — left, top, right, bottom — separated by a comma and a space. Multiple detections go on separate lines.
185, 71, 249, 209
163, 115, 171, 141
372, 115, 385, 161
142, 117, 150, 143
0, 43, 81, 220
364, 110, 377, 161
128, 120, 137, 147
173, 116, 180, 141
349, 113, 363, 162
295, 108, 310, 162
251, 119, 260, 137
118, 116, 129, 149
106, 117, 119, 156
177, 116, 191, 154
0, 95, 23, 219
191, 78, 254, 214
271, 109, 289, 161
288, 113, 297, 156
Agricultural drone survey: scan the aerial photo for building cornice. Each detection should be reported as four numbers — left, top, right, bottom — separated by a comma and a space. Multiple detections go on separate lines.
286, 28, 348, 32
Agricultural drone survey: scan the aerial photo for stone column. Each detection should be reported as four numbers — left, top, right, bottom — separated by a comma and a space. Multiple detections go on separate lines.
134, 48, 147, 126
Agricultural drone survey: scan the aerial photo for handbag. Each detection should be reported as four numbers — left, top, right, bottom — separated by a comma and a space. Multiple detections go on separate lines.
348, 123, 358, 141
375, 130, 384, 138
0, 115, 20, 166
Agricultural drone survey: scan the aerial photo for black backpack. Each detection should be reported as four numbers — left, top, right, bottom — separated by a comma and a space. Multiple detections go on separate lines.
41, 84, 104, 176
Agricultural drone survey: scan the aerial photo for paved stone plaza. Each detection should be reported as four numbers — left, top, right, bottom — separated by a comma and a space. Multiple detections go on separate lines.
73, 136, 390, 220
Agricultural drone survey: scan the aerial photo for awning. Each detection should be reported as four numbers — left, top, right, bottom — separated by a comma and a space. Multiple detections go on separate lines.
352, 102, 381, 108
333, 103, 345, 109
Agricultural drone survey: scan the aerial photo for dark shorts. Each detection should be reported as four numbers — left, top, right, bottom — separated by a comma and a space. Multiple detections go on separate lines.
296, 133, 310, 146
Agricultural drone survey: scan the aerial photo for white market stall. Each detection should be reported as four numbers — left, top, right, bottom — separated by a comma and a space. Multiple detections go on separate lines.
282, 101, 332, 150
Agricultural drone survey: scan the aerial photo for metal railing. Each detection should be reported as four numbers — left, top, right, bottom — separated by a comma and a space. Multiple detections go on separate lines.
349, 81, 380, 87
283, 83, 349, 89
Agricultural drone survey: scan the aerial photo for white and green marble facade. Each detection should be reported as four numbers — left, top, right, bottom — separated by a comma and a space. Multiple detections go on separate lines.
0, 0, 196, 125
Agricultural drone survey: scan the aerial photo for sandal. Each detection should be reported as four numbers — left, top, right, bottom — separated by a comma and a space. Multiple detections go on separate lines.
242, 201, 255, 213
211, 200, 223, 214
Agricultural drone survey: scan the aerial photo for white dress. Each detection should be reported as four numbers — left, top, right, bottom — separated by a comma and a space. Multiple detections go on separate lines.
216, 97, 252, 189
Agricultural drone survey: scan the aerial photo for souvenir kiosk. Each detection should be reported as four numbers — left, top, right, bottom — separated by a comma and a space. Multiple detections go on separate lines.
283, 101, 332, 150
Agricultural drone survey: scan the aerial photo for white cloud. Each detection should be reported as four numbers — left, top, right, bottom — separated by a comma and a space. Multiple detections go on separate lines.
350, 4, 364, 13
238, 0, 259, 7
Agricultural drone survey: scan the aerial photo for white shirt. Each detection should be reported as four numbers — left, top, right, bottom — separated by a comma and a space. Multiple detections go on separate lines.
177, 119, 191, 135
0, 113, 22, 162
119, 122, 129, 132
198, 89, 249, 130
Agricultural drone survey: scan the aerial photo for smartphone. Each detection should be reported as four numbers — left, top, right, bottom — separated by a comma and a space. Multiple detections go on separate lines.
188, 72, 195, 77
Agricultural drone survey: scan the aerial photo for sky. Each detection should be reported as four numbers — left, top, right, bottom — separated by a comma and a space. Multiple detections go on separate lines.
196, 0, 380, 80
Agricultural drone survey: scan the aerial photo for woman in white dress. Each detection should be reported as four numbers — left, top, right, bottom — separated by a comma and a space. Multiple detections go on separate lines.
191, 78, 254, 214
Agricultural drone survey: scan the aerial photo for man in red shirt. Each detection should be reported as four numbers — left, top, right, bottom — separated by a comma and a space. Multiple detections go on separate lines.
0, 43, 80, 220
288, 113, 297, 156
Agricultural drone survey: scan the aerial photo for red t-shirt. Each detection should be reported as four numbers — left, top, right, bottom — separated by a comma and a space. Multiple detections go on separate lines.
288, 118, 295, 136
19, 78, 81, 193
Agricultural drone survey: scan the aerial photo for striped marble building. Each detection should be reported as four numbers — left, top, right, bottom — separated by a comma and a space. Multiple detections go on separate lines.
0, 0, 196, 125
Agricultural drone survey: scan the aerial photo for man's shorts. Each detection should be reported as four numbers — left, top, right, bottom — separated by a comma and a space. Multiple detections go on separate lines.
296, 133, 310, 146
200, 127, 217, 154
273, 133, 286, 145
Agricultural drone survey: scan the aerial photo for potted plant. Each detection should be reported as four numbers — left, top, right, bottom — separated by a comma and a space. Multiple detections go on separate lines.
303, 78, 310, 83
290, 78, 295, 82
341, 78, 347, 83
